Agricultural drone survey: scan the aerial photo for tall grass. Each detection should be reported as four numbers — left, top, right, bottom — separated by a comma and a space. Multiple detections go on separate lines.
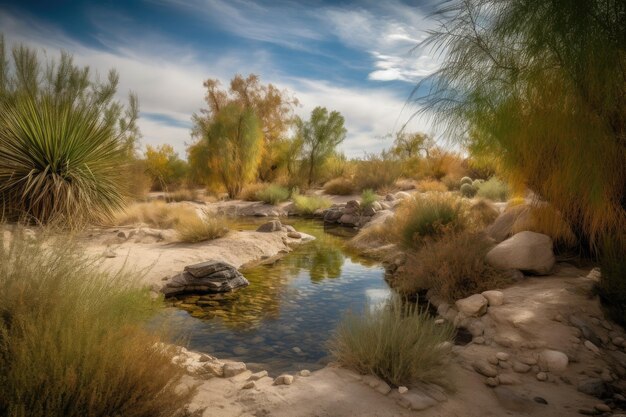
255, 184, 290, 205
175, 210, 228, 243
0, 230, 193, 417
323, 177, 354, 195
476, 177, 509, 201
114, 201, 197, 229
330, 298, 455, 387
360, 189, 377, 209
352, 154, 402, 192
292, 194, 332, 215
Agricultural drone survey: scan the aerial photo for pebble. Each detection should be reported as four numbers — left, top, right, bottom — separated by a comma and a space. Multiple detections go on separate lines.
299, 370, 311, 377
398, 386, 408, 394
248, 370, 268, 381
473, 336, 486, 345
292, 347, 302, 354
496, 352, 510, 361
242, 381, 256, 389
488, 356, 500, 366
594, 403, 611, 413
434, 318, 445, 325
376, 381, 391, 395
513, 362, 531, 373
536, 372, 548, 381
578, 408, 598, 415
273, 374, 294, 385
485, 377, 499, 387
584, 340, 600, 355
473, 360, 499, 377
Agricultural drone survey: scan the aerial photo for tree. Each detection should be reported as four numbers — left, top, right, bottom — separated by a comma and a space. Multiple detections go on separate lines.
390, 132, 434, 159
197, 103, 263, 198
144, 144, 187, 190
297, 107, 347, 187
417, 0, 625, 321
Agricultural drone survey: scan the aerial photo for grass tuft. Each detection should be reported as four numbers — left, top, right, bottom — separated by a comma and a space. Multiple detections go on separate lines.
292, 194, 332, 215
323, 177, 354, 195
476, 177, 509, 201
360, 189, 377, 210
175, 210, 228, 243
255, 184, 290, 205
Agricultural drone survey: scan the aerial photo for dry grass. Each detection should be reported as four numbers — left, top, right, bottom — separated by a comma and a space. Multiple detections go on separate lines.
416, 179, 448, 193
323, 177, 354, 195
468, 199, 500, 229
255, 184, 290, 205
238, 183, 267, 201
352, 154, 402, 192
329, 297, 455, 388
113, 201, 197, 229
476, 177, 509, 201
166, 189, 199, 202
0, 230, 194, 417
394, 232, 508, 301
175, 210, 228, 243
292, 194, 332, 215
510, 204, 577, 248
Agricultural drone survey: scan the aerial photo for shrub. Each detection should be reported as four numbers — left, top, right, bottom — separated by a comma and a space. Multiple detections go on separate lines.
395, 232, 508, 301
329, 297, 455, 387
360, 189, 377, 210
510, 204, 577, 248
395, 195, 466, 248
353, 153, 402, 192
597, 235, 626, 327
255, 184, 290, 205
460, 176, 473, 186
238, 183, 267, 201
166, 189, 199, 202
324, 177, 354, 195
114, 201, 197, 229
468, 199, 500, 229
460, 183, 477, 198
292, 194, 332, 215
0, 231, 194, 417
476, 177, 509, 201
471, 179, 484, 188
175, 210, 228, 243
441, 175, 460, 191
416, 179, 448, 193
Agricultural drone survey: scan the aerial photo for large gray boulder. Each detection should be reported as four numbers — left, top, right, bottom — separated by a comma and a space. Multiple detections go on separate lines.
486, 231, 555, 275
161, 260, 249, 296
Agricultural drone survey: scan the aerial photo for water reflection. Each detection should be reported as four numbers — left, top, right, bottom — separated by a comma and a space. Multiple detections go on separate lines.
165, 219, 391, 375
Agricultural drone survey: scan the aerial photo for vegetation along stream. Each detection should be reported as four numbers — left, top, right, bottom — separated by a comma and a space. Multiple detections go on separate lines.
164, 219, 391, 375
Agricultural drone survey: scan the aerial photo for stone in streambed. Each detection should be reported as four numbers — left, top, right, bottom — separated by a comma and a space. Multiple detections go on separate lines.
223, 362, 247, 378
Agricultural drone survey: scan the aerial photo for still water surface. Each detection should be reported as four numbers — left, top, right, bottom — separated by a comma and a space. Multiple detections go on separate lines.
164, 219, 391, 375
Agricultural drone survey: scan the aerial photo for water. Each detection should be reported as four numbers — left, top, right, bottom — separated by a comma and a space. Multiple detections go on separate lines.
163, 219, 391, 375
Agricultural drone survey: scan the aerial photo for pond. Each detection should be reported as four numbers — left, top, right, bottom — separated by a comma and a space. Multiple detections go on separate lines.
163, 219, 392, 375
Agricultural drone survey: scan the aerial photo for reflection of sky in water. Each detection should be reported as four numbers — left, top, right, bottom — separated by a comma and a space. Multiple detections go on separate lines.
162, 219, 391, 375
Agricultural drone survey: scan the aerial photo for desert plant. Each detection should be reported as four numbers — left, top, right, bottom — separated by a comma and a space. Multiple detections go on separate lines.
166, 189, 199, 202
510, 204, 577, 248
394, 232, 507, 301
114, 201, 197, 229
460, 177, 473, 186
395, 195, 466, 248
476, 177, 509, 202
238, 183, 267, 201
360, 189, 377, 210
468, 199, 499, 229
255, 184, 290, 205
323, 177, 354, 195
292, 194, 332, 215
353, 153, 402, 192
416, 179, 448, 193
329, 297, 455, 387
0, 231, 194, 417
175, 210, 228, 243
144, 145, 188, 191
460, 183, 477, 198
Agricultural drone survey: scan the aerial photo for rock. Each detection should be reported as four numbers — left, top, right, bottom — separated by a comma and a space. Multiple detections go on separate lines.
473, 360, 499, 377
273, 374, 294, 385
466, 319, 485, 337
248, 370, 268, 381
534, 397, 548, 405
538, 350, 569, 373
536, 372, 548, 381
242, 381, 255, 389
486, 377, 499, 387
338, 214, 359, 226
578, 408, 599, 415
385, 194, 395, 201
292, 347, 302, 354
577, 378, 609, 398
488, 356, 500, 366
570, 316, 603, 347
455, 294, 489, 317
474, 336, 486, 344
486, 205, 526, 242
256, 220, 282, 232
496, 352, 510, 361
481, 290, 504, 306
518, 355, 538, 366
362, 375, 383, 388
376, 381, 391, 395
394, 191, 412, 200
371, 201, 382, 211
586, 267, 601, 281
162, 260, 249, 296
485, 231, 555, 275
223, 362, 247, 378
398, 386, 408, 394
397, 391, 437, 411
362, 206, 376, 216
584, 340, 601, 355
287, 231, 301, 239
117, 231, 127, 239
434, 318, 445, 325
493, 387, 534, 413
103, 248, 116, 258
513, 362, 531, 373
497, 374, 520, 385
613, 336, 625, 346
299, 370, 311, 377
323, 209, 343, 222
595, 403, 611, 413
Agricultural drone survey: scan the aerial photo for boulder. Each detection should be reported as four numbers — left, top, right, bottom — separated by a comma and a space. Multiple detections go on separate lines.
486, 205, 529, 243
486, 231, 555, 275
161, 260, 249, 296
338, 214, 359, 226
362, 206, 376, 216
456, 294, 489, 317
371, 201, 382, 211
223, 362, 247, 378
256, 220, 282, 232
287, 231, 302, 239
323, 209, 343, 223
538, 349, 568, 373
481, 290, 504, 306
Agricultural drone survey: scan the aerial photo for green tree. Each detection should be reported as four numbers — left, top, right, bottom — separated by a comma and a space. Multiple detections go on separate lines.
297, 106, 347, 187
418, 0, 625, 321
390, 131, 434, 159
144, 144, 188, 191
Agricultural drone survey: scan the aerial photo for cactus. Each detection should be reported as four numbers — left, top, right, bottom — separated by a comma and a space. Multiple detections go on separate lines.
460, 176, 473, 186
460, 183, 477, 198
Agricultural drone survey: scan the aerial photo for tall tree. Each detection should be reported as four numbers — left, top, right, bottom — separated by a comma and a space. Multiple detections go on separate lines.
297, 107, 347, 187
417, 0, 625, 321
390, 132, 434, 159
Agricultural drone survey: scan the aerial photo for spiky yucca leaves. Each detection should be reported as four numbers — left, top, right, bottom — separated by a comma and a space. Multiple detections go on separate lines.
0, 96, 126, 226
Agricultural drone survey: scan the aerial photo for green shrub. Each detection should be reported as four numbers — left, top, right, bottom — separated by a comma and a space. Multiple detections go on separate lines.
476, 177, 509, 201
396, 195, 465, 248
329, 297, 455, 387
360, 189, 377, 210
255, 184, 290, 205
0, 230, 194, 417
395, 232, 508, 301
176, 210, 228, 243
352, 154, 402, 192
460, 183, 477, 198
292, 194, 332, 215
460, 176, 473, 186
471, 179, 484, 188
323, 177, 354, 195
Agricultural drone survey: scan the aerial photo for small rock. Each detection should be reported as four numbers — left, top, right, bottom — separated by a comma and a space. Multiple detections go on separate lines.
578, 408, 599, 415
481, 290, 504, 306
519, 355, 537, 366
473, 360, 499, 377
242, 381, 256, 389
486, 377, 499, 387
117, 231, 127, 239
536, 372, 548, 381
248, 370, 268, 381
513, 362, 531, 373
299, 370, 311, 377
577, 378, 609, 398
223, 362, 247, 378
273, 374, 294, 385
488, 356, 500, 366
497, 374, 520, 385
434, 318, 445, 325
496, 352, 510, 361
292, 347, 302, 354
397, 391, 437, 411
398, 386, 408, 394
534, 397, 548, 405
612, 337, 624, 346
474, 337, 486, 345
594, 403, 611, 413
456, 294, 489, 317
256, 220, 283, 232
584, 340, 601, 355
287, 231, 301, 239
376, 381, 391, 395
103, 248, 116, 258
539, 350, 569, 373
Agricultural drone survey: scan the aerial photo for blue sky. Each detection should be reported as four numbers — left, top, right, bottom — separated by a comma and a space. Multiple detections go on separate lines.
0, 0, 442, 157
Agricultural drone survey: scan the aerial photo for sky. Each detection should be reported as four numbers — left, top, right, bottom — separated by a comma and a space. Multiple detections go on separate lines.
0, 0, 442, 158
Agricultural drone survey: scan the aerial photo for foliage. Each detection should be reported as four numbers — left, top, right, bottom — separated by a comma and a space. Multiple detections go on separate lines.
323, 177, 354, 195
255, 184, 290, 205
395, 232, 507, 302
476, 177, 509, 202
166, 189, 199, 203
460, 183, 477, 198
125, 159, 152, 201
390, 131, 435, 159
353, 153, 402, 192
329, 297, 455, 387
417, 0, 625, 282
360, 189, 377, 210
292, 194, 332, 215
144, 145, 188, 191
0, 37, 138, 227
460, 177, 472, 186
175, 210, 228, 243
238, 183, 268, 201
114, 201, 198, 229
416, 148, 466, 181
296, 107, 347, 187
395, 195, 466, 248
416, 179, 448, 193
468, 199, 499, 229
598, 235, 626, 327
510, 204, 577, 248
0, 231, 193, 417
